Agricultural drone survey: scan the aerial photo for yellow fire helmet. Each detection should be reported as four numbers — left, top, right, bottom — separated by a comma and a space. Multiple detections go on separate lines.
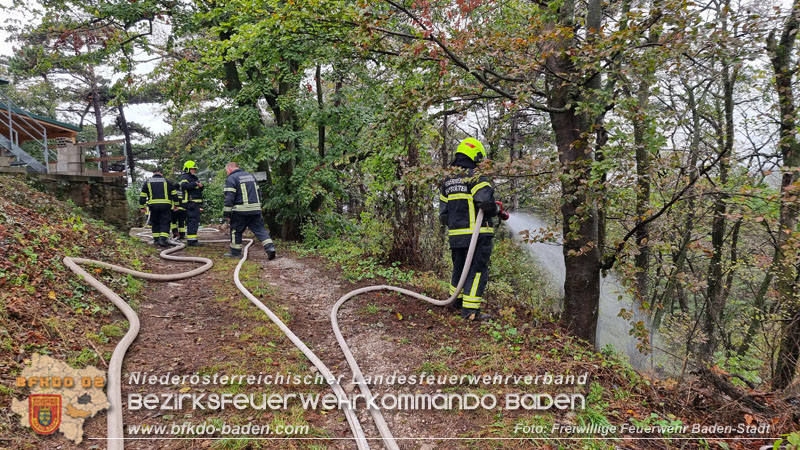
455, 137, 487, 163
183, 160, 197, 173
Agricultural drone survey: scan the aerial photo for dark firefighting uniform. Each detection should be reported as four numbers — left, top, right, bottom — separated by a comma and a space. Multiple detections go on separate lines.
439, 155, 498, 311
140, 174, 178, 243
180, 172, 204, 244
171, 184, 187, 238
223, 168, 274, 255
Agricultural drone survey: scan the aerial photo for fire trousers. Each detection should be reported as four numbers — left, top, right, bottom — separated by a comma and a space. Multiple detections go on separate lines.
450, 236, 493, 310
148, 204, 172, 242
186, 202, 201, 242
171, 208, 187, 236
229, 212, 273, 255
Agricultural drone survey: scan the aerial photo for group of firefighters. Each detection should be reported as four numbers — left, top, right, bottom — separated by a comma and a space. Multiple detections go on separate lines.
138, 138, 507, 321
139, 161, 277, 260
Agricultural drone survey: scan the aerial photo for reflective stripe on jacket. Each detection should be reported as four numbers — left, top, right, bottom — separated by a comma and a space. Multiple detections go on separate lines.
180, 173, 204, 203
224, 169, 262, 216
439, 169, 498, 248
139, 175, 178, 206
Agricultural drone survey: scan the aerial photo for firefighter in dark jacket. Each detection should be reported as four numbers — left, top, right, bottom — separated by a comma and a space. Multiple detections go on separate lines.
171, 181, 187, 240
180, 160, 204, 246
223, 162, 277, 260
140, 168, 179, 248
439, 138, 508, 321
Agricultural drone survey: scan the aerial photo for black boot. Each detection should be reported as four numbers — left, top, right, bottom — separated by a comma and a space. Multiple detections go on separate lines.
158, 237, 170, 248
264, 243, 276, 260
179, 232, 186, 240
461, 308, 492, 322
188, 240, 204, 247
223, 248, 242, 258
449, 298, 463, 311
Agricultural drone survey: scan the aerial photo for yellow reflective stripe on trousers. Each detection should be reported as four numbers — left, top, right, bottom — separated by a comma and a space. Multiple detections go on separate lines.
470, 181, 490, 195
462, 295, 481, 308
230, 230, 242, 249
470, 273, 481, 298
449, 227, 494, 236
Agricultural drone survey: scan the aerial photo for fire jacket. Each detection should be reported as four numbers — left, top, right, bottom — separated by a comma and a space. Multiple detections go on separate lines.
180, 172, 204, 204
223, 168, 262, 217
439, 168, 498, 248
139, 175, 179, 206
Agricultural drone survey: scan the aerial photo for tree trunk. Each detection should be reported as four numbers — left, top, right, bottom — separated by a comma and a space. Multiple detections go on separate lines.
510, 111, 520, 211
769, 0, 800, 390
117, 104, 135, 181
316, 65, 325, 158
700, 65, 734, 360
542, 0, 603, 344
89, 71, 108, 173
633, 80, 652, 306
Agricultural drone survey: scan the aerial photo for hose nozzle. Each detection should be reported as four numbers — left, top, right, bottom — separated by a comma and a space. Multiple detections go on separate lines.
496, 201, 510, 221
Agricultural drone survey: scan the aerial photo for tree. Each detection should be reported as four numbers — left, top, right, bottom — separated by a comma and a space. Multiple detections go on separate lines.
769, 0, 800, 390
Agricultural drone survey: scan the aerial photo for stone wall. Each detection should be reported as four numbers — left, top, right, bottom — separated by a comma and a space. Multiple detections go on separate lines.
2, 171, 129, 228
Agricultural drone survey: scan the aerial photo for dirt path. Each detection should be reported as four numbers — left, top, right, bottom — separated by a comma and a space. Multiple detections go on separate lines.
76, 236, 589, 450
82, 238, 494, 450
263, 253, 492, 450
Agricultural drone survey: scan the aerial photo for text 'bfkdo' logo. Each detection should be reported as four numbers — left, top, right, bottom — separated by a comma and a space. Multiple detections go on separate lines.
10, 354, 109, 443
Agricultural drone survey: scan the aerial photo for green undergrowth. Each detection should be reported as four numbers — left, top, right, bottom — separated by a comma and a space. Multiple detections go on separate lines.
295, 214, 560, 321
0, 174, 154, 442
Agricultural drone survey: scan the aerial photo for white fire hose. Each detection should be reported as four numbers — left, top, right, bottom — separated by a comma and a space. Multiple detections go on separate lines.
65, 209, 485, 450
328, 209, 486, 450
63, 239, 224, 450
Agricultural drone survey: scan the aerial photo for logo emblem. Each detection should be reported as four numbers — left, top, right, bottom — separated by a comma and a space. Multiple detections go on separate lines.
29, 394, 61, 435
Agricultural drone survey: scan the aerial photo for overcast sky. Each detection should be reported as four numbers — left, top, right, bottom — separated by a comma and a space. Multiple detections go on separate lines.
0, 0, 172, 136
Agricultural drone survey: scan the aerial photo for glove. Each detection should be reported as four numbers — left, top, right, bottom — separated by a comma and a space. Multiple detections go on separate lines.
496, 201, 510, 221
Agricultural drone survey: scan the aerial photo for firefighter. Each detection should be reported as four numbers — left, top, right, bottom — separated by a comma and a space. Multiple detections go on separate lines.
170, 180, 187, 240
439, 138, 508, 321
180, 160, 205, 246
140, 168, 179, 248
222, 162, 277, 260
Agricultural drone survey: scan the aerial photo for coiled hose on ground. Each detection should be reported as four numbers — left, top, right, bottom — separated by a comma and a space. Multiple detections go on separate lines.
65, 211, 484, 449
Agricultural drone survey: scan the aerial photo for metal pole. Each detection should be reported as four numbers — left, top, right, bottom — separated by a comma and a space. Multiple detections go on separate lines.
43, 129, 48, 173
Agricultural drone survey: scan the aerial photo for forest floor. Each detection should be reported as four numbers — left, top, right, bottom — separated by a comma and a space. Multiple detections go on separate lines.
79, 232, 790, 450
0, 173, 793, 449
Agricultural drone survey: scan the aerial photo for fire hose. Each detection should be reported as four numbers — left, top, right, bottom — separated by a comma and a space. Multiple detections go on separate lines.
64, 230, 370, 450
65, 205, 501, 449
329, 209, 491, 450
63, 239, 224, 450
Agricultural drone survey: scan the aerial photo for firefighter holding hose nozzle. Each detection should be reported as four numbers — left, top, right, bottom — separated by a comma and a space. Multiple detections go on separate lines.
439, 138, 509, 321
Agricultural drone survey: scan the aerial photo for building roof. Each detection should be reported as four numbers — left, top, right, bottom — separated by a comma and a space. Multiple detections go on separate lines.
0, 102, 81, 133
